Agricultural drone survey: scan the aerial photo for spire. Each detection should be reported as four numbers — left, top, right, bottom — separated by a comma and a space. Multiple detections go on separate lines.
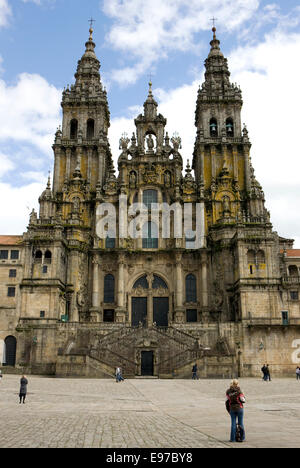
208, 26, 224, 58
143, 80, 158, 120
74, 23, 101, 87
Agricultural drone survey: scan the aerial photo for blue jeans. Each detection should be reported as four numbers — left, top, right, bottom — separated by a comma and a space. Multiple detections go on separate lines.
230, 409, 245, 442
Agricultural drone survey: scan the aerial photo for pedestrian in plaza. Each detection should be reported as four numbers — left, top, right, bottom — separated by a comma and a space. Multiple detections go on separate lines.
296, 367, 300, 381
19, 375, 28, 404
0, 369, 2, 382
192, 363, 198, 380
115, 367, 121, 382
261, 364, 267, 381
226, 379, 246, 443
266, 364, 271, 381
115, 366, 124, 382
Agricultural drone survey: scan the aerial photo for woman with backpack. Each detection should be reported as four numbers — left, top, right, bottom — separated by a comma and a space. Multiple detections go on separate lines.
226, 379, 246, 443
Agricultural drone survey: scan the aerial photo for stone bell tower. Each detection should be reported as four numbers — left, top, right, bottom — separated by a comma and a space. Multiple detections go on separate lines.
192, 27, 277, 324
193, 26, 269, 230
52, 25, 112, 199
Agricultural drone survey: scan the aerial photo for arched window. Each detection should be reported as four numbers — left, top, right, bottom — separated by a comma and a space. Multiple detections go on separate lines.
226, 118, 234, 137
105, 236, 115, 249
87, 119, 95, 139
142, 221, 158, 249
4, 336, 17, 367
289, 265, 299, 277
143, 190, 158, 210
186, 274, 197, 303
247, 250, 256, 264
133, 275, 149, 290
70, 119, 78, 139
44, 250, 52, 264
34, 250, 43, 264
104, 274, 115, 303
152, 275, 168, 289
210, 118, 218, 137
257, 250, 265, 264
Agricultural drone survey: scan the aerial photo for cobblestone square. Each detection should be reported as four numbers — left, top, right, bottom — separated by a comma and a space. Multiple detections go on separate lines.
0, 375, 299, 448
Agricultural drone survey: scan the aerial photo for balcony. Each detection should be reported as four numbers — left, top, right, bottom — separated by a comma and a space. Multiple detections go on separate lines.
282, 276, 300, 285
247, 317, 300, 327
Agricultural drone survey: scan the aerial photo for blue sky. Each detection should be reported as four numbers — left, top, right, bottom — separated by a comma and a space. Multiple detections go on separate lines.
0, 0, 300, 246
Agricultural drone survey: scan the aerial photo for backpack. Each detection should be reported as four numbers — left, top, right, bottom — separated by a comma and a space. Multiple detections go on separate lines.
228, 390, 240, 406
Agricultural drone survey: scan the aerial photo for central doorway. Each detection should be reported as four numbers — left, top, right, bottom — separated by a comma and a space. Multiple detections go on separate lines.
132, 297, 147, 327
153, 297, 169, 327
141, 351, 154, 376
131, 274, 169, 327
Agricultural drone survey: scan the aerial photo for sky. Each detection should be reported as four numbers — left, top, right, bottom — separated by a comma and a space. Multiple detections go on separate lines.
0, 0, 300, 246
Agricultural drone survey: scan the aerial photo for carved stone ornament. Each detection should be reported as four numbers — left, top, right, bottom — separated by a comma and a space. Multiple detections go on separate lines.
142, 164, 159, 184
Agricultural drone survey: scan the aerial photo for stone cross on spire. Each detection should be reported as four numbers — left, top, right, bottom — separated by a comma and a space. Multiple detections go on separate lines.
88, 18, 96, 40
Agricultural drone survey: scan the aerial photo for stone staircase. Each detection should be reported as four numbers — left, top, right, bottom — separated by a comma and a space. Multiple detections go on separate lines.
57, 324, 235, 378
87, 325, 202, 378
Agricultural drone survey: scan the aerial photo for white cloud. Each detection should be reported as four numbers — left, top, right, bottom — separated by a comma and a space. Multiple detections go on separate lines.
102, 0, 260, 85
0, 0, 11, 27
0, 151, 14, 177
0, 72, 61, 154
0, 71, 60, 234
0, 180, 45, 234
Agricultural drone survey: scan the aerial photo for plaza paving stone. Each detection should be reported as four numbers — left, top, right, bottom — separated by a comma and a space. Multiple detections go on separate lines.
0, 375, 299, 448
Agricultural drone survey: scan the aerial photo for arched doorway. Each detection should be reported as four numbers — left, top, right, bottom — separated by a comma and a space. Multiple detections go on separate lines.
131, 274, 169, 327
141, 351, 154, 376
4, 336, 17, 367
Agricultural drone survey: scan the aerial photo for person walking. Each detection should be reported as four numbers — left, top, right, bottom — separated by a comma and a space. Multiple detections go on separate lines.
226, 379, 246, 443
266, 364, 271, 381
261, 364, 267, 381
296, 367, 300, 381
192, 363, 198, 380
115, 367, 121, 382
19, 375, 28, 404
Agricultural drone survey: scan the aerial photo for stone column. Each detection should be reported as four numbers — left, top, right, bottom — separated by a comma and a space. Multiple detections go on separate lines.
175, 253, 183, 307
65, 147, 72, 180
174, 252, 185, 323
201, 251, 209, 308
210, 145, 216, 181
117, 255, 125, 309
87, 147, 93, 185
53, 147, 61, 194
116, 253, 126, 323
147, 288, 153, 328
92, 258, 99, 308
147, 273, 154, 327
244, 145, 251, 193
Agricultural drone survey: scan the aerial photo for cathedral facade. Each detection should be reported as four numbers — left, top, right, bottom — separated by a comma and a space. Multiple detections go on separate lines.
0, 27, 300, 378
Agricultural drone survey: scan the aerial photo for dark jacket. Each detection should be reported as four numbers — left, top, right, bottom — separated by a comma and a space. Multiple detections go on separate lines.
226, 386, 245, 412
19, 378, 28, 395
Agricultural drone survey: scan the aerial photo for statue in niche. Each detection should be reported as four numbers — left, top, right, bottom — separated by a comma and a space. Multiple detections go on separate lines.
129, 171, 137, 189
72, 197, 80, 214
146, 134, 155, 152
222, 196, 231, 216
164, 171, 171, 188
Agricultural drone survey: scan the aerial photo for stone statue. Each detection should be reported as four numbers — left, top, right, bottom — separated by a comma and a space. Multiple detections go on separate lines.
29, 209, 38, 225
164, 171, 171, 187
129, 171, 137, 189
146, 134, 155, 151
